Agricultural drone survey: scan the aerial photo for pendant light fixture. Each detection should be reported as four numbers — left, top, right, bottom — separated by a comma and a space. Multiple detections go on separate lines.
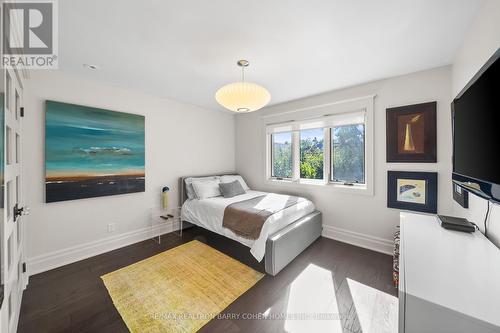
215, 60, 271, 113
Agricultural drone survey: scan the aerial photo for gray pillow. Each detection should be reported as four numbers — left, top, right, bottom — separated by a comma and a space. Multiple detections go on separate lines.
219, 180, 246, 198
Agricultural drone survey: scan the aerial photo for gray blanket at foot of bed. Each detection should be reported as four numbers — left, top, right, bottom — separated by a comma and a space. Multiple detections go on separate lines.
222, 194, 300, 239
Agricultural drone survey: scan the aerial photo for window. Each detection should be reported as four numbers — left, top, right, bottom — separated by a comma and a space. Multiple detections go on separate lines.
265, 95, 374, 194
271, 132, 293, 179
331, 124, 365, 184
300, 128, 324, 180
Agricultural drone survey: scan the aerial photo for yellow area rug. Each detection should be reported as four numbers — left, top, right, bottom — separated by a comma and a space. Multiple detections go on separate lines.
101, 240, 264, 333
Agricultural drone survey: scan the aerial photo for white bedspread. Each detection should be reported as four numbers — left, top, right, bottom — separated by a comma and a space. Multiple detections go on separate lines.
181, 190, 315, 261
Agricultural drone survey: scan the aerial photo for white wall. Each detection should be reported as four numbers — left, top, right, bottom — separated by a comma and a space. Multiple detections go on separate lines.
451, 0, 500, 247
21, 0, 500, 273
23, 71, 235, 273
236, 66, 453, 253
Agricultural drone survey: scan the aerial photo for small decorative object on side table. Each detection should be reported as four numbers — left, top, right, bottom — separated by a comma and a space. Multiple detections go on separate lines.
160, 206, 183, 236
151, 206, 182, 244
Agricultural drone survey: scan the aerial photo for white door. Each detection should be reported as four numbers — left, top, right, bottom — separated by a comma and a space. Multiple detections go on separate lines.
0, 66, 27, 333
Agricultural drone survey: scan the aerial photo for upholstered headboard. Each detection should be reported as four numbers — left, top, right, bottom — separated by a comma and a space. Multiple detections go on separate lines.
179, 172, 237, 205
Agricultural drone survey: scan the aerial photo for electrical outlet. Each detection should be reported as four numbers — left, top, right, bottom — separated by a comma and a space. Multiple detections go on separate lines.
107, 223, 116, 233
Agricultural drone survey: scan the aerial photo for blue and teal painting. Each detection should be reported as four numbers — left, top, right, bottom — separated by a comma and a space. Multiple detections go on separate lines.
45, 101, 145, 202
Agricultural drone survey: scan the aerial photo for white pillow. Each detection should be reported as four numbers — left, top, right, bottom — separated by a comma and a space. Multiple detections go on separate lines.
220, 175, 250, 190
185, 176, 219, 199
191, 179, 221, 200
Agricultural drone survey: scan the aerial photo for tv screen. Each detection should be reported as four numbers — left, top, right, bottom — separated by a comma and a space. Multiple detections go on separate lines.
452, 49, 500, 200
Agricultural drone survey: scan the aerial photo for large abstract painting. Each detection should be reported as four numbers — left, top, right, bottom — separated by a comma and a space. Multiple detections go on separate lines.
45, 101, 145, 202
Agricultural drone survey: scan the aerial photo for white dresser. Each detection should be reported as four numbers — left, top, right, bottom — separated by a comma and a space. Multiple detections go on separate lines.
398, 212, 500, 333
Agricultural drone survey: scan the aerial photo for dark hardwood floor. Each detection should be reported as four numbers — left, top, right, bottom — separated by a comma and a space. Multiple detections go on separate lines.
18, 227, 397, 333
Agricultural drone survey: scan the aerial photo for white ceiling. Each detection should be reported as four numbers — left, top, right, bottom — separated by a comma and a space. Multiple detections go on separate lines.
59, 0, 483, 111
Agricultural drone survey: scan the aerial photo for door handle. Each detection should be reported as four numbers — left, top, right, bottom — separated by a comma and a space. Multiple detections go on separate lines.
13, 204, 29, 221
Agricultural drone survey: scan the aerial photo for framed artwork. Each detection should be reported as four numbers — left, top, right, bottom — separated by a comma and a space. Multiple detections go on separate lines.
45, 101, 145, 203
387, 171, 437, 213
386, 101, 436, 162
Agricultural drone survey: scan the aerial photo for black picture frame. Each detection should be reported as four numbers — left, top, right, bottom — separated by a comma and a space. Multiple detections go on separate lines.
386, 101, 437, 163
387, 171, 438, 214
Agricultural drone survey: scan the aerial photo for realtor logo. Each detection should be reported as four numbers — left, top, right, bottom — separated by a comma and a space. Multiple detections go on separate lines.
2, 0, 58, 69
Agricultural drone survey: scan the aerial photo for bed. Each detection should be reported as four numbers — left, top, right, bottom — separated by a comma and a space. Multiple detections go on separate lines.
179, 173, 322, 276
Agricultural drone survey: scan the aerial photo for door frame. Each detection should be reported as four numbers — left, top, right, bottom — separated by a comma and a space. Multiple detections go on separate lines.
0, 65, 28, 333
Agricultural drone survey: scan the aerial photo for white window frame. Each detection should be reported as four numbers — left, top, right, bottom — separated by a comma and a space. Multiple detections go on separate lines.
297, 128, 327, 185
269, 131, 295, 180
329, 122, 366, 185
264, 95, 375, 196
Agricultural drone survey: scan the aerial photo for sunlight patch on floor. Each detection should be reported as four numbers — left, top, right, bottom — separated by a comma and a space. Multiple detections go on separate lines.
347, 278, 398, 333
284, 264, 343, 333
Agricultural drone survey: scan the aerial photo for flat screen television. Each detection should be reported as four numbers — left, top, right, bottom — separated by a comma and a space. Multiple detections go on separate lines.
452, 48, 500, 202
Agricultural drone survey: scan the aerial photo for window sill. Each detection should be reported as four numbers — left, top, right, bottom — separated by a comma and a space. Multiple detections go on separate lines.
265, 178, 373, 196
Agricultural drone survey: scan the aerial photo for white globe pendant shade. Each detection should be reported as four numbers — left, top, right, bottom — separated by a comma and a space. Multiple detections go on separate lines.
215, 60, 271, 113
215, 81, 271, 113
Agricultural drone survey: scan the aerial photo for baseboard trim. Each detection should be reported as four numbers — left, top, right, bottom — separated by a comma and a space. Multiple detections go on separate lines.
27, 223, 393, 275
322, 225, 394, 255
27, 222, 177, 276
